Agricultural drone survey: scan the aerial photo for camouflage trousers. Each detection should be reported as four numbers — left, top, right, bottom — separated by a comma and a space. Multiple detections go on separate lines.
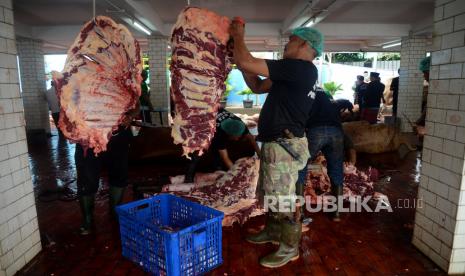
257, 137, 310, 220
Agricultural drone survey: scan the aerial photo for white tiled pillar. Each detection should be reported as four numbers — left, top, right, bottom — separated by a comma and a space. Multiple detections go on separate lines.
16, 37, 50, 134
147, 36, 170, 126
398, 36, 427, 132
0, 1, 42, 275
413, 0, 465, 273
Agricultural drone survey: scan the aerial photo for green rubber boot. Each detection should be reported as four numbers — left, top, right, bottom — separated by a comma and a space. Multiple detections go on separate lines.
79, 195, 95, 235
109, 186, 125, 218
296, 180, 312, 225
246, 214, 281, 245
332, 185, 343, 222
260, 219, 301, 268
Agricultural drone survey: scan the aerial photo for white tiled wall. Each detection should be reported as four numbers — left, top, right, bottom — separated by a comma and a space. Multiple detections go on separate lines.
147, 36, 170, 125
16, 38, 50, 133
398, 36, 427, 132
413, 0, 465, 273
0, 1, 41, 275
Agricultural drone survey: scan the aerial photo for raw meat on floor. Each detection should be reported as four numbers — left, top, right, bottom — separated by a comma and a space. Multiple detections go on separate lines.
53, 16, 142, 155
158, 157, 263, 226
305, 155, 388, 205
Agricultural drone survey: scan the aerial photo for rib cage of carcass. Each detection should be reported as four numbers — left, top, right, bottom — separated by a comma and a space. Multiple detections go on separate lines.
53, 16, 142, 155
170, 7, 232, 158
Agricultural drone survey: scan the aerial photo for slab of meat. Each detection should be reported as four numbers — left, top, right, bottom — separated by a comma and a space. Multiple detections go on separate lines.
53, 16, 142, 154
234, 113, 259, 128
170, 7, 232, 157
158, 157, 263, 226
305, 155, 387, 204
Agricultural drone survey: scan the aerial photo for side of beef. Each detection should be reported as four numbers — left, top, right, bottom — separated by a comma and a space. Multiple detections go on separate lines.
170, 7, 232, 157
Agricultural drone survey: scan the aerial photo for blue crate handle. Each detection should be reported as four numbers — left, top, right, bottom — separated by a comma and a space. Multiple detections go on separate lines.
193, 227, 207, 249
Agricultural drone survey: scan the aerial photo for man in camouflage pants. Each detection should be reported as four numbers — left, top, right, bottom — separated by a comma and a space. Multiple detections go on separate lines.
230, 19, 323, 268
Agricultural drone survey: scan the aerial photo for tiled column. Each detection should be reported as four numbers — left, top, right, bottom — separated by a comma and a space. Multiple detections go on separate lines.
398, 36, 427, 132
413, 0, 465, 273
147, 36, 170, 126
0, 1, 42, 275
16, 38, 50, 134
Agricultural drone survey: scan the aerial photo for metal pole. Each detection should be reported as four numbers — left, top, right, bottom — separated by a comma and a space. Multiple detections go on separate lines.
93, 0, 96, 18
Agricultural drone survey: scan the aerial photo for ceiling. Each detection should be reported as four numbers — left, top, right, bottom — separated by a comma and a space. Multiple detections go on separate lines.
13, 0, 435, 54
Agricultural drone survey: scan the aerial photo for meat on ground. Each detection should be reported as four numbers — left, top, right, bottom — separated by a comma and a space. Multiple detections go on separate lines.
159, 157, 262, 227
305, 155, 387, 204
53, 16, 142, 154
170, 7, 232, 157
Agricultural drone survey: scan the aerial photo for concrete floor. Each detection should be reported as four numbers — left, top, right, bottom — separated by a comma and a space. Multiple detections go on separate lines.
17, 131, 445, 275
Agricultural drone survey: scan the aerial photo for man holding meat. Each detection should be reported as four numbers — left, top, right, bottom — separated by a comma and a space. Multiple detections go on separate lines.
230, 18, 322, 268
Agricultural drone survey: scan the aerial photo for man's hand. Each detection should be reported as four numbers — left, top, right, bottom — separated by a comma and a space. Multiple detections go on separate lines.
229, 17, 245, 40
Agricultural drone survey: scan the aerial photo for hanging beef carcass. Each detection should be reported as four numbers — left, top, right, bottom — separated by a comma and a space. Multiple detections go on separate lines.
170, 7, 232, 157
53, 16, 142, 154
160, 157, 263, 227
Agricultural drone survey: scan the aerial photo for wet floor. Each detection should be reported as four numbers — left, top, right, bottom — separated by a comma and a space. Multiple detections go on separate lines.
18, 132, 445, 275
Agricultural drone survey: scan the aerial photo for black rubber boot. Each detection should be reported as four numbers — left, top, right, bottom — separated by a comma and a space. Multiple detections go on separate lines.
109, 186, 125, 219
79, 195, 95, 235
246, 214, 281, 245
332, 185, 343, 222
259, 219, 301, 268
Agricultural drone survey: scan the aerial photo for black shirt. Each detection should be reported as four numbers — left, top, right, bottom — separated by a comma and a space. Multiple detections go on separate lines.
258, 59, 318, 141
210, 108, 249, 151
306, 90, 342, 129
354, 82, 367, 105
362, 80, 385, 108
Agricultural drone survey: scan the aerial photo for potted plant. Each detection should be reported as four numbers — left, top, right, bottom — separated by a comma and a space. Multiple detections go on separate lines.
237, 88, 254, 108
221, 75, 233, 108
323, 81, 343, 98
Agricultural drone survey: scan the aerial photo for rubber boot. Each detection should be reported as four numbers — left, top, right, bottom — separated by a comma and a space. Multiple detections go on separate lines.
246, 214, 281, 245
260, 219, 301, 268
296, 181, 312, 226
332, 185, 343, 222
109, 186, 125, 219
79, 195, 95, 235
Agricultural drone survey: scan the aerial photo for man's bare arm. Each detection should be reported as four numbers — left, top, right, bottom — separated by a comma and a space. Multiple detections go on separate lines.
242, 72, 272, 94
230, 21, 269, 77
218, 149, 234, 170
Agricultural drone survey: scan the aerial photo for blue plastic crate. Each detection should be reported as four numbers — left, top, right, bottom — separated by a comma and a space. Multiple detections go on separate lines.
116, 194, 224, 276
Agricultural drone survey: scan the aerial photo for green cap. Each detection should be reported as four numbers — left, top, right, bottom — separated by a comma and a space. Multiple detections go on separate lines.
419, 56, 431, 72
220, 118, 245, 137
292, 27, 324, 57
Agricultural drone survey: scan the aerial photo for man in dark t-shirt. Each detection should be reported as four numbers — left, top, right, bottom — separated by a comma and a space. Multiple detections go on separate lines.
390, 69, 400, 119
230, 19, 322, 268
360, 72, 385, 123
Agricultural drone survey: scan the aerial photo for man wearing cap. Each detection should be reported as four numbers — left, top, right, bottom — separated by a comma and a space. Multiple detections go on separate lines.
184, 107, 260, 182
230, 19, 321, 268
360, 72, 385, 124
414, 56, 431, 140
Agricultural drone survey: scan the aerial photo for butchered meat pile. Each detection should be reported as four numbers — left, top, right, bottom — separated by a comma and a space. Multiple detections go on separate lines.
305, 155, 388, 204
170, 7, 232, 157
159, 157, 263, 227
53, 16, 142, 155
